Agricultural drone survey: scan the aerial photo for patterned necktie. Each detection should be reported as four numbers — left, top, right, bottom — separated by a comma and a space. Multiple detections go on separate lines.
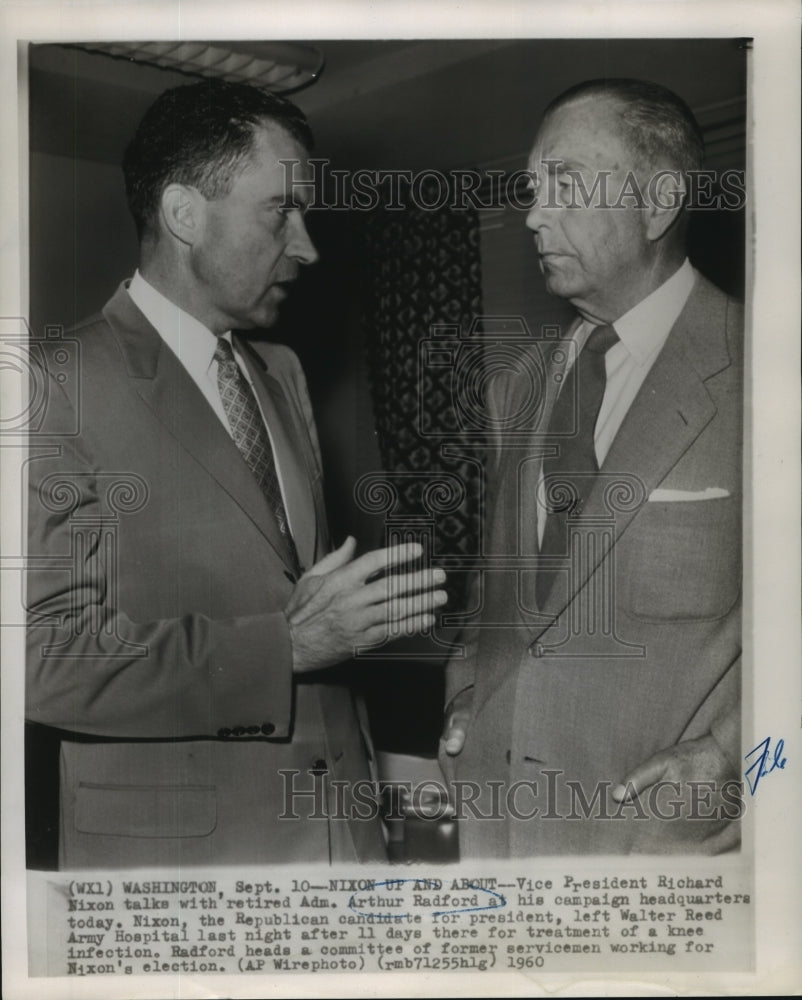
214, 337, 301, 575
536, 323, 619, 607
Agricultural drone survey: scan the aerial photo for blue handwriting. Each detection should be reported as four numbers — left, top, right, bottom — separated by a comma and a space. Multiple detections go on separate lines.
744, 736, 786, 795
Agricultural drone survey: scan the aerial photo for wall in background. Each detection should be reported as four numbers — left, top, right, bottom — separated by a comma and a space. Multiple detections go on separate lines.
29, 151, 138, 336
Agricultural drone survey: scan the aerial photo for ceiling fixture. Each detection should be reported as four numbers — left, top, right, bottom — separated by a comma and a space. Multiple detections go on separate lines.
64, 41, 324, 94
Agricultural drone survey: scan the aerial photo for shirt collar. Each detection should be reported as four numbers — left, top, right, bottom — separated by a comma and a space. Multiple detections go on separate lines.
609, 258, 696, 365
574, 258, 696, 363
128, 270, 226, 379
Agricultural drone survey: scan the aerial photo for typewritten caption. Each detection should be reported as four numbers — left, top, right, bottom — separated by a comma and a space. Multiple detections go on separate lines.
28, 864, 752, 977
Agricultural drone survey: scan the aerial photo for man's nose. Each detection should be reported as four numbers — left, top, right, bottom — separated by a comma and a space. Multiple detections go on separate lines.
288, 216, 320, 266
525, 199, 548, 233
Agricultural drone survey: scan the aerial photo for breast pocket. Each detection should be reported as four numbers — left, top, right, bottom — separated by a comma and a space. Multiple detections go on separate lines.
619, 496, 741, 622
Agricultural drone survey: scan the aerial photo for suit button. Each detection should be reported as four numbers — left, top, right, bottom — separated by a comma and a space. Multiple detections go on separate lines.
232, 726, 246, 737
505, 750, 511, 763
247, 725, 260, 735
529, 642, 544, 658
310, 758, 328, 774
261, 722, 275, 736
217, 727, 232, 738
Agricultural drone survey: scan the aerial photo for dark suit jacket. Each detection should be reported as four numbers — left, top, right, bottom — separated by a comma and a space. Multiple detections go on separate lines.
445, 273, 743, 856
26, 283, 385, 868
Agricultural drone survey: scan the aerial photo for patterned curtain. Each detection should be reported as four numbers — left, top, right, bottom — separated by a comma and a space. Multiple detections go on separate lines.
361, 177, 484, 607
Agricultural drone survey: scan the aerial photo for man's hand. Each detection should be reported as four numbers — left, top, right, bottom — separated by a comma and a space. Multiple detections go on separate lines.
286, 537, 447, 673
612, 734, 742, 853
441, 686, 473, 757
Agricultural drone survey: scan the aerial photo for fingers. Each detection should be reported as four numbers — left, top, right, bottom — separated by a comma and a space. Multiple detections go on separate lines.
612, 752, 670, 801
355, 586, 448, 630
334, 542, 425, 590
290, 570, 447, 628
302, 541, 436, 600
287, 540, 449, 672
358, 609, 441, 645
387, 581, 447, 630
613, 735, 735, 803
295, 545, 445, 621
443, 711, 470, 756
442, 688, 473, 756
304, 535, 358, 578
358, 570, 448, 622
360, 567, 447, 606
443, 724, 467, 757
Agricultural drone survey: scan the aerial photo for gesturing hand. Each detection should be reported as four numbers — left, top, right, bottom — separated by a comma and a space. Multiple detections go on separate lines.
285, 537, 448, 673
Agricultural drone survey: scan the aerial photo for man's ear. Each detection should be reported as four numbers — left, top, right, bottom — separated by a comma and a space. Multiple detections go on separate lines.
159, 184, 205, 246
645, 169, 687, 242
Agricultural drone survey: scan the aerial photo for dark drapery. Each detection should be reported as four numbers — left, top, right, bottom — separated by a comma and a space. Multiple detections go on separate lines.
361, 178, 484, 605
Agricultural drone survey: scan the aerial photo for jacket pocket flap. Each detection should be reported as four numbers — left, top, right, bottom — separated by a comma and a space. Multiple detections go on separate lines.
75, 783, 217, 838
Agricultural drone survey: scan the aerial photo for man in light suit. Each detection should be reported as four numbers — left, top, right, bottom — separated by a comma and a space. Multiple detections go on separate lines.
26, 81, 447, 868
442, 79, 742, 855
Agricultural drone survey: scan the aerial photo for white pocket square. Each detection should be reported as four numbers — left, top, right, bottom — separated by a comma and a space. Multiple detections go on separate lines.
648, 487, 730, 502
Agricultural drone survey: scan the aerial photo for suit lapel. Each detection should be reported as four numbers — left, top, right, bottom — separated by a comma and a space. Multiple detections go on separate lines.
488, 331, 576, 538
103, 285, 301, 572
488, 323, 578, 628
534, 275, 732, 630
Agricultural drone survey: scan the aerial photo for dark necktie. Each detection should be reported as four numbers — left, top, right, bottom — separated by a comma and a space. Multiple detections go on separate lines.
536, 323, 619, 608
214, 337, 301, 574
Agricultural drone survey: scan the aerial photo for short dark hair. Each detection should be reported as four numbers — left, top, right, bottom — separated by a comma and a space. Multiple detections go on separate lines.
544, 78, 705, 177
123, 80, 313, 240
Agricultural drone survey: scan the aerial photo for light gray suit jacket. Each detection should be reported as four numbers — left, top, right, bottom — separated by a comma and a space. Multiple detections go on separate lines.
26, 283, 385, 868
445, 273, 742, 856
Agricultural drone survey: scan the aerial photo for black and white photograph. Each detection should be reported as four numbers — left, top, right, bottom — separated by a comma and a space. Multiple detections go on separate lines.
1, 1, 799, 997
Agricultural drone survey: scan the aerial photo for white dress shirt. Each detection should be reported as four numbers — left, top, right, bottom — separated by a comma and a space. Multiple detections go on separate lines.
576, 257, 696, 464
127, 270, 295, 534
537, 259, 696, 544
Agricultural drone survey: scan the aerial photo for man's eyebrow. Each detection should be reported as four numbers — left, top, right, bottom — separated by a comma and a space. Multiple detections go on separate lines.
542, 158, 589, 174
265, 191, 312, 209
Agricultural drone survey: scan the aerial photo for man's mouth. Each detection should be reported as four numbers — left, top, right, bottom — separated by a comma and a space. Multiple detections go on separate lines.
270, 279, 296, 298
538, 251, 574, 268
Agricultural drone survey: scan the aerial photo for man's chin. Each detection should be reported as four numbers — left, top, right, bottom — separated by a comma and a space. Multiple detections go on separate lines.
237, 306, 281, 332
543, 272, 581, 300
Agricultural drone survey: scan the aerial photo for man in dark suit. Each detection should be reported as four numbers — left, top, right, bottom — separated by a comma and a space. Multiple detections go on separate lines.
26, 80, 447, 868
442, 79, 742, 855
